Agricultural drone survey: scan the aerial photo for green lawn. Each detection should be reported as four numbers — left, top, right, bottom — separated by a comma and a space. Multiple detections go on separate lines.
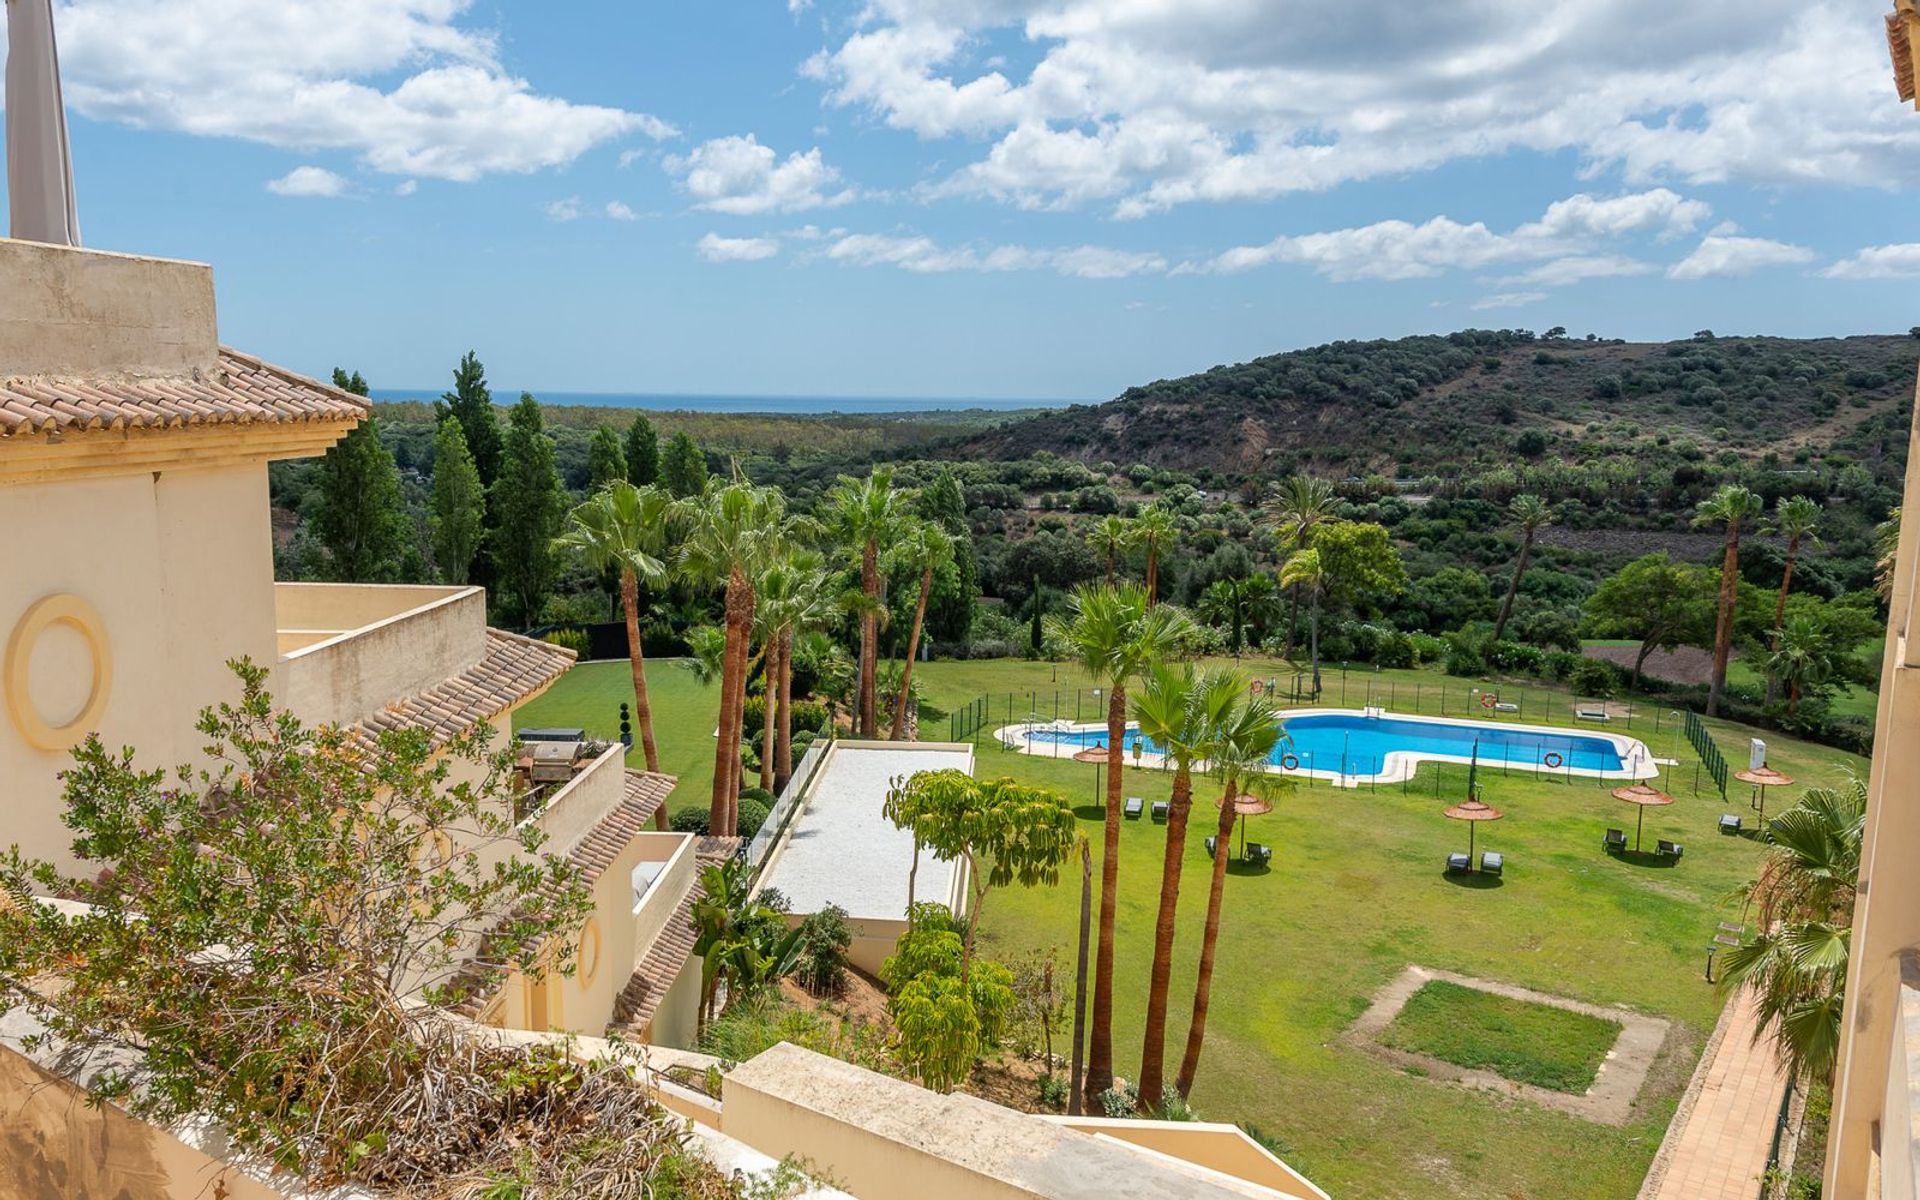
520, 651, 1870, 1199
514, 657, 723, 819
1378, 980, 1622, 1094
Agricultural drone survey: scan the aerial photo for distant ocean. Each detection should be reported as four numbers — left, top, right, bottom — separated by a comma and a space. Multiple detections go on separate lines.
371, 389, 1077, 415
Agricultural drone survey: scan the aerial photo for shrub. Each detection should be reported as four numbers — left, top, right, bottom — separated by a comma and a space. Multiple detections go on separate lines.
670, 807, 710, 835
736, 797, 772, 839
790, 700, 830, 734
1484, 640, 1545, 675
1566, 657, 1620, 698
790, 730, 816, 757
1543, 650, 1585, 681
1037, 1073, 1070, 1111
542, 627, 589, 656
1098, 1086, 1138, 1119
794, 904, 853, 996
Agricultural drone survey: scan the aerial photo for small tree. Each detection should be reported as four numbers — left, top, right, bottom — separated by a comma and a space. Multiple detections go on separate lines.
795, 904, 854, 996
624, 413, 661, 486
429, 416, 485, 585
490, 394, 567, 626
882, 906, 1016, 1093
660, 431, 709, 498
688, 858, 802, 1027
313, 369, 412, 583
586, 423, 627, 488
436, 350, 502, 486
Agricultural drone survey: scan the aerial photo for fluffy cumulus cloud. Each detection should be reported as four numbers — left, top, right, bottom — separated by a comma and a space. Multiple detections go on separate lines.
38, 0, 672, 181
1822, 244, 1920, 279
1666, 235, 1816, 280
266, 165, 348, 197
822, 231, 1164, 278
665, 135, 852, 214
697, 232, 782, 262
1188, 189, 1705, 282
804, 0, 1920, 216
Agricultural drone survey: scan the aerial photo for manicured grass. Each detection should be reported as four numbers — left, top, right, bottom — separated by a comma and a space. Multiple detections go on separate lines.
523, 650, 1871, 1199
1378, 980, 1622, 1094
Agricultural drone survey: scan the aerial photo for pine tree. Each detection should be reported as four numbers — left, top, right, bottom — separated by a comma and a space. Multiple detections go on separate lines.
437, 351, 502, 486
587, 424, 627, 489
660, 431, 709, 498
624, 413, 660, 486
490, 394, 566, 626
429, 417, 485, 585
313, 369, 410, 582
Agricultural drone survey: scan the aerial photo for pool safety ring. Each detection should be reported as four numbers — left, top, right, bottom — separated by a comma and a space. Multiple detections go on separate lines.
1481, 692, 1498, 709
1280, 753, 1301, 770
1250, 679, 1266, 696
1543, 751, 1564, 768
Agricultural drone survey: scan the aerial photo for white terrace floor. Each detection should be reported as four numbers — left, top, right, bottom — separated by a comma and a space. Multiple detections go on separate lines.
760, 741, 973, 921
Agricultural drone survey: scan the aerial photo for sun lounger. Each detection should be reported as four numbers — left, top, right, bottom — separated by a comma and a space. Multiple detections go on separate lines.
1719, 814, 1742, 834
1481, 852, 1503, 875
1124, 796, 1144, 819
1205, 835, 1219, 859
1446, 852, 1471, 874
1575, 707, 1612, 723
1658, 839, 1684, 860
1150, 799, 1170, 823
1247, 843, 1273, 867
1493, 701, 1519, 713
1604, 828, 1627, 853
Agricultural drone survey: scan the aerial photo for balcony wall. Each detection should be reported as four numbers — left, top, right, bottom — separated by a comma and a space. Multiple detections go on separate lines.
273, 583, 483, 729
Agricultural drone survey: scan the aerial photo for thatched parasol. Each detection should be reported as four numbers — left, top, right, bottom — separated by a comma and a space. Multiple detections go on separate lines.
1734, 764, 1794, 820
1215, 789, 1274, 858
1073, 744, 1110, 805
1442, 796, 1504, 866
1611, 782, 1675, 852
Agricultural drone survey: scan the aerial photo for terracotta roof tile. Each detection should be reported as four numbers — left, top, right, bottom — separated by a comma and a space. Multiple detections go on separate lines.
349, 629, 574, 755
610, 837, 740, 1034
0, 346, 368, 438
1893, 10, 1916, 103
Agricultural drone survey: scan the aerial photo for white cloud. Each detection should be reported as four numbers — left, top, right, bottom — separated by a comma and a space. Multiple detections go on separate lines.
697, 233, 782, 262
1471, 292, 1548, 310
1189, 189, 1703, 283
806, 1, 1920, 216
664, 135, 853, 214
544, 197, 584, 222
395, 179, 419, 196
823, 232, 1164, 278
1822, 243, 1920, 280
265, 165, 348, 197
1667, 235, 1816, 280
605, 201, 639, 221
37, 1, 673, 182
1504, 255, 1654, 287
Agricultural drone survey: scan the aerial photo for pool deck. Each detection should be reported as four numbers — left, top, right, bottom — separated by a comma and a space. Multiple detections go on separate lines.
996, 707, 1662, 789
759, 740, 974, 921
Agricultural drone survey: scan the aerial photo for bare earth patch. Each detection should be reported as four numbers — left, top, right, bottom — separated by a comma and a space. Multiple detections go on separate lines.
1584, 643, 1725, 687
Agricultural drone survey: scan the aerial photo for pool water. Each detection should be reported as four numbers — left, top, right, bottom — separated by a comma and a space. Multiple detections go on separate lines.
1025, 712, 1627, 779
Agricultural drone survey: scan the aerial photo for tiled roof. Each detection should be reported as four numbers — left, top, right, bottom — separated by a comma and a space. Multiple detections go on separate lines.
1893, 10, 1916, 103
0, 346, 370, 438
610, 837, 740, 1034
350, 629, 575, 754
569, 769, 676, 886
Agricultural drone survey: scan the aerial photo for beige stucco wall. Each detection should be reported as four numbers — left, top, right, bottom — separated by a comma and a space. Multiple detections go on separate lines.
1044, 1118, 1326, 1199
273, 583, 484, 729
0, 238, 217, 379
0, 465, 277, 876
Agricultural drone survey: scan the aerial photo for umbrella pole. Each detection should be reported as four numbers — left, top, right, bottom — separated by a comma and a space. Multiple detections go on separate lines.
1635, 806, 1645, 852
1469, 820, 1476, 868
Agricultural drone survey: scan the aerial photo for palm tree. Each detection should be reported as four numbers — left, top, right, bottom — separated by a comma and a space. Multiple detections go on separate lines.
1769, 617, 1834, 717
1492, 494, 1552, 642
678, 479, 794, 835
1720, 777, 1866, 1084
1131, 663, 1241, 1111
1268, 477, 1340, 656
1177, 684, 1282, 1099
554, 483, 671, 794
760, 553, 836, 792
1129, 505, 1178, 604
1090, 514, 1133, 584
1693, 484, 1766, 716
1278, 548, 1329, 696
889, 522, 956, 740
1049, 584, 1191, 1107
826, 468, 913, 737
1197, 578, 1252, 655
1764, 496, 1822, 701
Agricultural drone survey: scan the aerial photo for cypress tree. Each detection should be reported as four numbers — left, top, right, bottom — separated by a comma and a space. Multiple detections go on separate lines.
314, 369, 410, 582
490, 394, 566, 626
587, 424, 627, 489
437, 351, 502, 486
660, 431, 709, 498
624, 413, 660, 486
429, 417, 485, 585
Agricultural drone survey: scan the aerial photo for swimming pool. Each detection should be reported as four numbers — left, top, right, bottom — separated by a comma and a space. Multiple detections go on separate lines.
1012, 710, 1653, 786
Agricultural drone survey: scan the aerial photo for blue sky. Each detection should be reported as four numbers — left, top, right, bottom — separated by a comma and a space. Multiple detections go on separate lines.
10, 1, 1920, 401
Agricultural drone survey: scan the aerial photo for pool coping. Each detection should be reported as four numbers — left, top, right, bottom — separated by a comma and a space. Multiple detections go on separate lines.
994, 706, 1661, 789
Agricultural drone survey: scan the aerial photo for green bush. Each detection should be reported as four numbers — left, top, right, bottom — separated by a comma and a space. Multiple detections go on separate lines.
1037, 1073, 1069, 1111
795, 904, 853, 996
735, 797, 771, 839
1566, 657, 1620, 698
542, 628, 590, 657
669, 807, 710, 835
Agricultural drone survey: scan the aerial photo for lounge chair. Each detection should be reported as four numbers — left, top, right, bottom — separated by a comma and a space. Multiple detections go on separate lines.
1603, 828, 1628, 853
1493, 701, 1519, 713
1247, 843, 1273, 867
1204, 835, 1219, 859
1718, 814, 1743, 834
1124, 796, 1144, 820
1446, 852, 1471, 874
1658, 839, 1684, 860
1151, 799, 1170, 823
1575, 707, 1612, 723
1480, 851, 1503, 876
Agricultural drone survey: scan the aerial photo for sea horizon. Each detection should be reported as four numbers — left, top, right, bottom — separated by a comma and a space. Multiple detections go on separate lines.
370, 388, 1080, 415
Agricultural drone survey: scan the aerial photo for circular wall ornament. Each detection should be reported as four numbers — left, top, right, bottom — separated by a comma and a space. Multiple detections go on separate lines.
576, 916, 603, 985
5, 594, 113, 751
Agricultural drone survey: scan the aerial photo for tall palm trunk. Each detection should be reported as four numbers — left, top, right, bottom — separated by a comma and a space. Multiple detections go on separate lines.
1137, 765, 1192, 1110
760, 655, 778, 793
1492, 533, 1533, 641
775, 630, 795, 791
709, 567, 751, 833
890, 563, 935, 739
1145, 548, 1160, 605
859, 541, 879, 736
1708, 526, 1741, 717
1307, 592, 1322, 696
1069, 838, 1092, 1116
1087, 686, 1127, 1106
728, 626, 751, 832
1177, 776, 1243, 1098
1282, 585, 1300, 659
619, 570, 669, 830
1105, 548, 1117, 584
1767, 535, 1802, 702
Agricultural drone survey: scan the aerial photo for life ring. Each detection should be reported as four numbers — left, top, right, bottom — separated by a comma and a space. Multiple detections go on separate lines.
1480, 693, 1498, 709
1281, 753, 1301, 771
1250, 679, 1266, 696
1543, 751, 1564, 768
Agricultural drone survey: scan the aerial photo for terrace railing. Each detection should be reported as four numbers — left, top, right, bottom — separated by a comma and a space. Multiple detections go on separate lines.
745, 727, 833, 872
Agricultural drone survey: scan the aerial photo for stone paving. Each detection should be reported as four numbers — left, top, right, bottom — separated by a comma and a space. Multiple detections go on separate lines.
1639, 985, 1790, 1200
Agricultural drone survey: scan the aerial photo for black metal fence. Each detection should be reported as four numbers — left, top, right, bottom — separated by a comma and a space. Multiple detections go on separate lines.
1683, 708, 1730, 799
